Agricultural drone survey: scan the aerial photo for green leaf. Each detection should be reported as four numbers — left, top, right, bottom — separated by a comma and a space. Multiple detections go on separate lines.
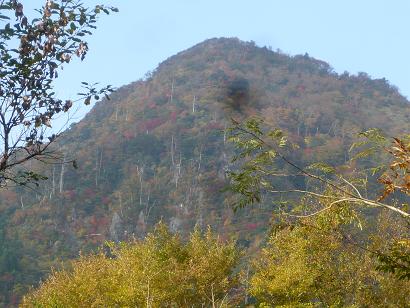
307, 162, 335, 174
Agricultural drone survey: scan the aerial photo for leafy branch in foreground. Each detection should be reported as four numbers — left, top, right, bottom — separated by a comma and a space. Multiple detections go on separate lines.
350, 129, 410, 201
226, 118, 409, 218
0, 1, 117, 186
226, 118, 410, 280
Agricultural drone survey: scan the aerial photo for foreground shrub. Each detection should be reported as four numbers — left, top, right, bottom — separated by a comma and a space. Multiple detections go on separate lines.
22, 223, 240, 307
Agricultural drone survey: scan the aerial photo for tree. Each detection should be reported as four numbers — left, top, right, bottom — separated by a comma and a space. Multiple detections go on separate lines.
226, 118, 409, 218
21, 223, 241, 307
249, 206, 410, 307
226, 118, 410, 279
0, 0, 116, 186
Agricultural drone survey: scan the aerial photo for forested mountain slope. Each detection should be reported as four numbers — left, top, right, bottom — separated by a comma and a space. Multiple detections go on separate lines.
0, 37, 409, 304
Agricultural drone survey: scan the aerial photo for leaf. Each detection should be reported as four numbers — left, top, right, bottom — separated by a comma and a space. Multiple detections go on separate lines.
350, 147, 376, 161
349, 140, 368, 152
370, 166, 384, 176
307, 162, 335, 174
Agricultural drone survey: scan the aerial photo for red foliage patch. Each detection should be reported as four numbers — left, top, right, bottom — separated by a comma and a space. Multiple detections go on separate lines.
12, 210, 26, 225
170, 111, 177, 122
0, 190, 17, 204
102, 196, 111, 205
303, 147, 313, 155
0, 273, 14, 282
64, 190, 76, 200
84, 188, 96, 199
148, 102, 157, 109
245, 223, 258, 231
122, 130, 135, 140
206, 121, 224, 130
142, 117, 165, 131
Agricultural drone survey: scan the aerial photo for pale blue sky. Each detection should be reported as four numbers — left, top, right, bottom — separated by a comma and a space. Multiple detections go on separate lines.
26, 0, 410, 123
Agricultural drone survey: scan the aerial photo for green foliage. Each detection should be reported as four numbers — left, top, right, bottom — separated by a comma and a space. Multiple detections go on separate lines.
226, 118, 290, 210
249, 208, 410, 307
226, 118, 410, 217
226, 117, 410, 286
22, 223, 240, 307
376, 239, 410, 280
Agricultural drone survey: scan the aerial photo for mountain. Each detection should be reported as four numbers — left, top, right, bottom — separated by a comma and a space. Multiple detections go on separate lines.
0, 37, 409, 304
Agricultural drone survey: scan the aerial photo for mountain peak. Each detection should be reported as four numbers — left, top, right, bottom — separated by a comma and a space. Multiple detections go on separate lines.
2, 38, 409, 302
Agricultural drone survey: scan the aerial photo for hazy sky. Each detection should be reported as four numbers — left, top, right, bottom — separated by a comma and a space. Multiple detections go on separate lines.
25, 0, 410, 123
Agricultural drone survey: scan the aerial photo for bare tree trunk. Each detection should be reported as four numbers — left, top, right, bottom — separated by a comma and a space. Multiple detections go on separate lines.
171, 135, 175, 166
95, 148, 99, 187
178, 154, 181, 177
146, 187, 150, 209
118, 192, 123, 217
170, 78, 174, 104
244, 265, 250, 305
99, 148, 103, 179
175, 153, 182, 188
211, 284, 216, 308
198, 147, 202, 172
192, 95, 196, 113
223, 122, 227, 145
327, 122, 335, 135
138, 166, 144, 207
95, 148, 103, 188
146, 280, 151, 308
51, 165, 56, 197
146, 200, 156, 222
59, 154, 65, 193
